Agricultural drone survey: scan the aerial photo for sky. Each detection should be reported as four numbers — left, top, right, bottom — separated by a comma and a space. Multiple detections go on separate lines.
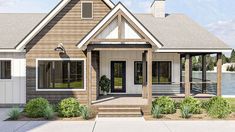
0, 0, 234, 55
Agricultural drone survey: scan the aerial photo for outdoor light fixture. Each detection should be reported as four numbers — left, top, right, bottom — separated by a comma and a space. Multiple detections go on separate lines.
54, 43, 65, 53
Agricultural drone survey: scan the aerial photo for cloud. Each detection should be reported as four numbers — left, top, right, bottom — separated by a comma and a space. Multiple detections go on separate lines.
0, 0, 16, 6
206, 20, 235, 51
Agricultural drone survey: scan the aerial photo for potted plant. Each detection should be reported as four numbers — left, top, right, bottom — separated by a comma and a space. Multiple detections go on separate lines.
99, 75, 111, 95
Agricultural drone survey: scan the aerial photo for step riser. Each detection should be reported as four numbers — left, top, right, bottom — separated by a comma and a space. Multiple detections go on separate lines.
97, 107, 142, 117
98, 114, 142, 117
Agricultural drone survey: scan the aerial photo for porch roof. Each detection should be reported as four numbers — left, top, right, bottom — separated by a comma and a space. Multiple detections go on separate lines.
135, 14, 231, 52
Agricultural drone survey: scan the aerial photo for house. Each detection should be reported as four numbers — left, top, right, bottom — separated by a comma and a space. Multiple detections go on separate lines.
0, 0, 231, 115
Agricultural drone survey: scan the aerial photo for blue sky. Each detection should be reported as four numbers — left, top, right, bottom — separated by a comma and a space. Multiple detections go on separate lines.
0, 0, 234, 53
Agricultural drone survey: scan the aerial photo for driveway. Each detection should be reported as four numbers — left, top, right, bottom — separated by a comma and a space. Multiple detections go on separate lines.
1, 109, 235, 132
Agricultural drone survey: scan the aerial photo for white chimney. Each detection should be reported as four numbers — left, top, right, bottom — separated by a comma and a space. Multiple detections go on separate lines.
151, 0, 165, 18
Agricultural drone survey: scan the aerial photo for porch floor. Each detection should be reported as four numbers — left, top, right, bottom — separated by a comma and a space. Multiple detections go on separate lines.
92, 95, 148, 106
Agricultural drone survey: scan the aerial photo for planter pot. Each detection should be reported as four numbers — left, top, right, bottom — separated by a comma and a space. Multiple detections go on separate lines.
103, 91, 108, 96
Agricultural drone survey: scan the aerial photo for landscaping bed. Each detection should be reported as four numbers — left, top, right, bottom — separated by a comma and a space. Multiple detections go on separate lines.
147, 96, 235, 120
6, 97, 95, 121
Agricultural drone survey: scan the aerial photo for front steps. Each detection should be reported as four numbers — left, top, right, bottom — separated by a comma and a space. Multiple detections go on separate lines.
97, 106, 142, 117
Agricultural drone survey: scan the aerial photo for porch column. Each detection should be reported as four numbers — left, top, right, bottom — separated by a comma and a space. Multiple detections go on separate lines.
142, 51, 147, 99
185, 54, 191, 96
87, 49, 92, 106
147, 49, 152, 105
202, 54, 207, 93
217, 53, 222, 96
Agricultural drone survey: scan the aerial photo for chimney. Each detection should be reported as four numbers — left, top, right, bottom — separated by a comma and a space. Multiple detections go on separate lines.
151, 0, 165, 18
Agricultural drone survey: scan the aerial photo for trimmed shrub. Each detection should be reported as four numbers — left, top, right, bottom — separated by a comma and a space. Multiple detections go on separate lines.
58, 98, 81, 118
152, 105, 162, 118
180, 97, 202, 114
152, 96, 176, 114
80, 105, 91, 120
43, 105, 54, 120
207, 96, 232, 118
8, 107, 21, 120
181, 105, 191, 119
25, 98, 50, 118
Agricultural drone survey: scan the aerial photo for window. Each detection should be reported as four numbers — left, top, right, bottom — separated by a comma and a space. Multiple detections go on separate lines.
81, 2, 93, 19
0, 60, 11, 79
134, 61, 172, 84
153, 61, 172, 84
38, 60, 84, 90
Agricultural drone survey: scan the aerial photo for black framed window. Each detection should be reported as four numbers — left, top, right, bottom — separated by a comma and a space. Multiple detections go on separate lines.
38, 60, 84, 89
0, 60, 11, 79
134, 61, 172, 84
81, 2, 93, 19
134, 62, 143, 84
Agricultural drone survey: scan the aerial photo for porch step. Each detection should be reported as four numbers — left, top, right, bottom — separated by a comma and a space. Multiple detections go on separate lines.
98, 107, 142, 117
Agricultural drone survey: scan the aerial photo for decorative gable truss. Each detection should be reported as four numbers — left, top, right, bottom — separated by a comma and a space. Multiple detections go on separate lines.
77, 2, 163, 49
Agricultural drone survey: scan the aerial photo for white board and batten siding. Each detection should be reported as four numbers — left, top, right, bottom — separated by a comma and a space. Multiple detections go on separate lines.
100, 51, 181, 94
0, 52, 26, 104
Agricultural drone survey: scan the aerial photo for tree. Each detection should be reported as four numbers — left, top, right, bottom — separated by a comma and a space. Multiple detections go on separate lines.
230, 49, 235, 63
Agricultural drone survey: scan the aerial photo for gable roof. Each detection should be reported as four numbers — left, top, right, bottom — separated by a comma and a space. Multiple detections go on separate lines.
77, 2, 163, 49
0, 0, 114, 52
0, 13, 46, 50
135, 14, 231, 52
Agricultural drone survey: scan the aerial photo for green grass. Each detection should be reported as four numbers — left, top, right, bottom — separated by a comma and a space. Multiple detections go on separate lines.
226, 98, 235, 112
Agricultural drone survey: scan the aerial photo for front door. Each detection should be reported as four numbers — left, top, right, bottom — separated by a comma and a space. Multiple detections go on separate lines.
111, 61, 126, 93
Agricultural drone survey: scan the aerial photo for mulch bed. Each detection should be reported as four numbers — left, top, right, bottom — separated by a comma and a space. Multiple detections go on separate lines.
144, 109, 235, 121
6, 112, 96, 121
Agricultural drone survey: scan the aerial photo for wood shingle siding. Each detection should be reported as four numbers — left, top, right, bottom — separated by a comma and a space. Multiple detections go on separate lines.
25, 0, 110, 104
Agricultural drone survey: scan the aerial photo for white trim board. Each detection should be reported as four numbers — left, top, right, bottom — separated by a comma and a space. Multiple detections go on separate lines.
35, 58, 87, 92
156, 49, 232, 53
77, 2, 162, 49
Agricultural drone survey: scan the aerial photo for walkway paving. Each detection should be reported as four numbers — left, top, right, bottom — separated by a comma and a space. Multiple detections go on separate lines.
1, 109, 235, 132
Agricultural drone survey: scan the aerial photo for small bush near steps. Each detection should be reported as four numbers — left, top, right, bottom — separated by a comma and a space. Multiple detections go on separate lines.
152, 96, 176, 114
8, 107, 21, 120
152, 105, 162, 118
180, 97, 202, 114
80, 105, 92, 120
25, 98, 50, 118
58, 98, 81, 118
206, 96, 232, 118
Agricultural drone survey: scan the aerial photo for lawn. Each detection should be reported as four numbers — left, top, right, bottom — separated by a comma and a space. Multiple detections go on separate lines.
226, 98, 235, 112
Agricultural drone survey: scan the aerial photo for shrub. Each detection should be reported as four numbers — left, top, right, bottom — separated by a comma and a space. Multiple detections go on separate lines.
8, 107, 21, 120
25, 98, 49, 118
201, 100, 210, 110
58, 98, 81, 118
181, 105, 191, 119
152, 105, 162, 118
207, 96, 232, 118
180, 97, 202, 114
51, 104, 59, 112
99, 75, 111, 93
152, 96, 176, 114
43, 105, 54, 120
80, 105, 91, 120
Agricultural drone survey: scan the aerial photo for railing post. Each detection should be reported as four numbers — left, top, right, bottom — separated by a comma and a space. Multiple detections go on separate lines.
185, 54, 191, 96
202, 54, 207, 93
217, 53, 222, 96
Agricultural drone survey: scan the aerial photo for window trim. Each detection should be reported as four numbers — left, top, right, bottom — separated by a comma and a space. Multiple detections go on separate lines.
152, 61, 172, 85
81, 1, 93, 20
36, 58, 86, 91
134, 61, 173, 85
0, 59, 12, 80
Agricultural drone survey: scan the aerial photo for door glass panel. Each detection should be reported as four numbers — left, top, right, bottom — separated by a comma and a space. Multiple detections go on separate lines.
114, 62, 123, 90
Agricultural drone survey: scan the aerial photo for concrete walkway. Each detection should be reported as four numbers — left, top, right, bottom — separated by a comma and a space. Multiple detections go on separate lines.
1, 109, 235, 132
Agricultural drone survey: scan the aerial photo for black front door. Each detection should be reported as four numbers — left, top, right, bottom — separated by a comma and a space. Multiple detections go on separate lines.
111, 61, 126, 93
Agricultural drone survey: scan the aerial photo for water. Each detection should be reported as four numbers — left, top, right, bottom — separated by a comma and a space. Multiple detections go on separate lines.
192, 72, 235, 96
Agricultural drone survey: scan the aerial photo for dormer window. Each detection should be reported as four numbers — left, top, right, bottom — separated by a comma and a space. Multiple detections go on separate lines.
81, 1, 93, 19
